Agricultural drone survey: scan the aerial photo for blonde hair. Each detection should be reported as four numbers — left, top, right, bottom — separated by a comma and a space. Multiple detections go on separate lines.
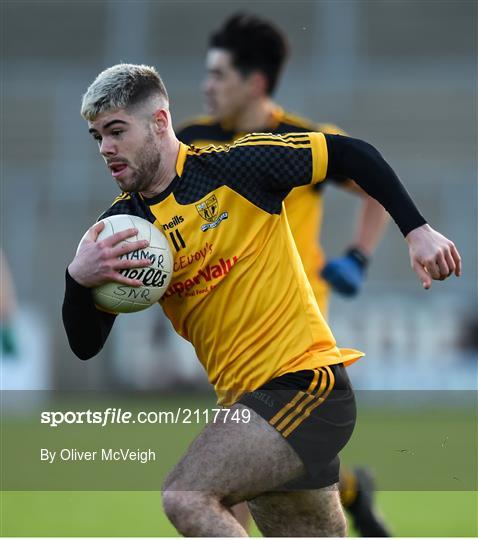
81, 63, 169, 120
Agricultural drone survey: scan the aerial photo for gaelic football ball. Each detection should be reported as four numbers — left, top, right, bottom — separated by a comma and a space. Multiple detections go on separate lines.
78, 214, 173, 313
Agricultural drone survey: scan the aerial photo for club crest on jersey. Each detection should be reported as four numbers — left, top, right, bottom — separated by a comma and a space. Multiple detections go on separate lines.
196, 194, 228, 232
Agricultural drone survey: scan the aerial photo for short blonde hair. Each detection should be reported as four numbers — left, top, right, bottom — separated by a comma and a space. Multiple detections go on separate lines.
81, 63, 169, 120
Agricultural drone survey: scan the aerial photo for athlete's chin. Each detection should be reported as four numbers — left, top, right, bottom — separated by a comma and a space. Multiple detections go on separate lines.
115, 178, 132, 192
204, 101, 219, 117
211, 106, 234, 124
115, 174, 142, 193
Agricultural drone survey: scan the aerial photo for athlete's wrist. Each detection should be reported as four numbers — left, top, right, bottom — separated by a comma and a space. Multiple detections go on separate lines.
346, 247, 370, 270
65, 267, 94, 295
405, 223, 432, 244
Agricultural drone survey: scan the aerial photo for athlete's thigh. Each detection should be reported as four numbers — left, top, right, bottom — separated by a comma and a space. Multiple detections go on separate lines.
163, 404, 305, 504
248, 483, 346, 537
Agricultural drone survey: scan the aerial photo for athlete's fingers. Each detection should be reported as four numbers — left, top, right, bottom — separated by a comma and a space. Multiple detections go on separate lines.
450, 244, 462, 277
101, 228, 139, 248
423, 259, 441, 281
107, 272, 144, 287
443, 250, 456, 277
412, 260, 432, 289
434, 252, 450, 280
111, 239, 150, 258
111, 257, 152, 270
84, 221, 105, 243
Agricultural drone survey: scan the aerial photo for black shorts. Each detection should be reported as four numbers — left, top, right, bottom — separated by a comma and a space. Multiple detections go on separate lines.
238, 363, 356, 489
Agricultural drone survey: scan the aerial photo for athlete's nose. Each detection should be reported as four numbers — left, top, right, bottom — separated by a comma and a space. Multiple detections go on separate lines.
100, 137, 117, 157
202, 76, 215, 97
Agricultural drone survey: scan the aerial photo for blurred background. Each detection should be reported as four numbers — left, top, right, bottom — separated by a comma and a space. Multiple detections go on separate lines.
1, 0, 477, 536
2, 0, 477, 392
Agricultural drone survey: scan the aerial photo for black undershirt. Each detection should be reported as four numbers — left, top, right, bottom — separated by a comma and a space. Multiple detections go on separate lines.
62, 270, 116, 360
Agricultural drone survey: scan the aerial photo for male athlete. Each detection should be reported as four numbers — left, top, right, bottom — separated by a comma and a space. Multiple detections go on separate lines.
178, 13, 390, 535
63, 63, 461, 537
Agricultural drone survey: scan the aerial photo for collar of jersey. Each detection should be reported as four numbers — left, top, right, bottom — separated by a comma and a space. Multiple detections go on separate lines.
139, 142, 188, 206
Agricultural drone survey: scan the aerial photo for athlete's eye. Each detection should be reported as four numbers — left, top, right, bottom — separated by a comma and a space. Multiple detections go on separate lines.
111, 130, 123, 137
92, 134, 102, 142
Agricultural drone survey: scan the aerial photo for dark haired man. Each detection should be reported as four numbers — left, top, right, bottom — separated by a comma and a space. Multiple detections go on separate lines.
178, 13, 390, 535
63, 62, 460, 537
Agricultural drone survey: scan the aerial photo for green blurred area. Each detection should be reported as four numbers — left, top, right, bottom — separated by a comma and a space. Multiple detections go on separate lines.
1, 490, 477, 536
1, 393, 477, 535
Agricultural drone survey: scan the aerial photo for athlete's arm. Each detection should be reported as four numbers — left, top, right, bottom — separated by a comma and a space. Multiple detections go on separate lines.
62, 221, 151, 359
349, 190, 390, 256
321, 180, 390, 296
326, 178, 390, 256
62, 270, 116, 360
324, 134, 461, 288
325, 134, 423, 237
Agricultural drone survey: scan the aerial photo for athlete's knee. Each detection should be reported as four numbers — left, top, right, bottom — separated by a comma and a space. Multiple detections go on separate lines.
320, 487, 348, 537
162, 489, 195, 525
162, 489, 186, 524
329, 507, 347, 537
162, 488, 217, 525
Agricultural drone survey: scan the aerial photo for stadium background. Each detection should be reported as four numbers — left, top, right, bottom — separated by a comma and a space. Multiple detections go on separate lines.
2, 0, 477, 536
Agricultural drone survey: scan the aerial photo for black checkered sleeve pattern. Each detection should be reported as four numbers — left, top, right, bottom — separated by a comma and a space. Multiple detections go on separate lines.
176, 134, 315, 214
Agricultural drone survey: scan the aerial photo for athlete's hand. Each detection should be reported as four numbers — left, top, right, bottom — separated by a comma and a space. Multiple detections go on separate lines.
321, 248, 369, 297
68, 221, 151, 288
406, 224, 461, 289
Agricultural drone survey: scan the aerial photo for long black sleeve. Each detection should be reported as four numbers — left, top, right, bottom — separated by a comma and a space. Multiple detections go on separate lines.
62, 269, 116, 360
325, 134, 426, 237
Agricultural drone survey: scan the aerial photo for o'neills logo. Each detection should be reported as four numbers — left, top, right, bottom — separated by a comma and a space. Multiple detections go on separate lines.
162, 215, 184, 230
119, 267, 168, 288
164, 256, 238, 297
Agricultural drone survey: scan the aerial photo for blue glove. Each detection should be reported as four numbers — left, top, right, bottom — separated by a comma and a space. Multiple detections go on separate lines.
321, 248, 369, 297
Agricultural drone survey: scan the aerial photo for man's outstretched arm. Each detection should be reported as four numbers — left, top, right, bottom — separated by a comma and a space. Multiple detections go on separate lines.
324, 134, 461, 288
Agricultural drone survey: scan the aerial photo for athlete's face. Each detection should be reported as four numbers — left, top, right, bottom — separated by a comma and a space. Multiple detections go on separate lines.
88, 109, 161, 193
203, 49, 253, 121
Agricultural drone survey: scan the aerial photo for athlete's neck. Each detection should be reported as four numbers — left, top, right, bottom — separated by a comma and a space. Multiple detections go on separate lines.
140, 136, 181, 198
232, 98, 277, 133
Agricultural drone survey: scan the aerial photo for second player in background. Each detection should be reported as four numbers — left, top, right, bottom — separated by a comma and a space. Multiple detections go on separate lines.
177, 13, 390, 537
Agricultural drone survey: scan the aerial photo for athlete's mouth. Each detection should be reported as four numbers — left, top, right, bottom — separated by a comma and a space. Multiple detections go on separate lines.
204, 97, 216, 112
108, 163, 129, 177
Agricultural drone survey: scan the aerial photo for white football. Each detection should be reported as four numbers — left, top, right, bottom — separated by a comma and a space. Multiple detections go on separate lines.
78, 214, 173, 313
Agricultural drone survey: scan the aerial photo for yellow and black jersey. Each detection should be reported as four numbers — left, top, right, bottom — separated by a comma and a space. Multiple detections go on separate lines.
177, 106, 347, 316
100, 134, 363, 405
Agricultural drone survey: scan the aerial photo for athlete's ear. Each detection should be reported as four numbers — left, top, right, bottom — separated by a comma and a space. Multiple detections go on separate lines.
152, 108, 169, 134
248, 71, 268, 98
